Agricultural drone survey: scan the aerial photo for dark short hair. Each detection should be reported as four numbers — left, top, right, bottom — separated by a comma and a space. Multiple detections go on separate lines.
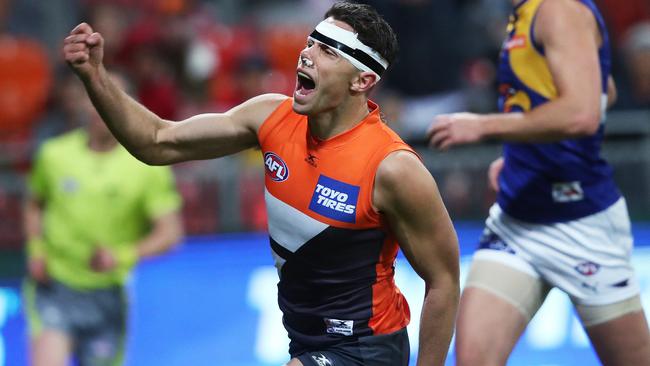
324, 2, 399, 68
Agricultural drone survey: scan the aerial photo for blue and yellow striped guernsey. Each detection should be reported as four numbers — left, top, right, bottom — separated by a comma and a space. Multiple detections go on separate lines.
496, 0, 620, 223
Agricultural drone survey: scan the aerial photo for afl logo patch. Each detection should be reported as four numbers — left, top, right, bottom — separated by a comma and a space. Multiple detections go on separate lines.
264, 152, 289, 182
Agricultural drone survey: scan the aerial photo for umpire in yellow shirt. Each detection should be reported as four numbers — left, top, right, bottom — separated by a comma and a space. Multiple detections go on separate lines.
22, 76, 183, 366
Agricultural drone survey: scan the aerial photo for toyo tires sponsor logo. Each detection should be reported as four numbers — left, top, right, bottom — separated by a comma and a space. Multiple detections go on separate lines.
264, 152, 289, 182
309, 175, 359, 223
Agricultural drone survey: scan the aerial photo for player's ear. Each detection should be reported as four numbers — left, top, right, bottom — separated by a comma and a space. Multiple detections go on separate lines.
350, 71, 378, 93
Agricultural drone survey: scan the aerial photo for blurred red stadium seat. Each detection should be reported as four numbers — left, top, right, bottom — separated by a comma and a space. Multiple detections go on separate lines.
0, 37, 51, 140
261, 25, 310, 75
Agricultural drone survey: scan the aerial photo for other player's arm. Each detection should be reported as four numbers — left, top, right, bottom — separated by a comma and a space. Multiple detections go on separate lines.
91, 211, 184, 272
63, 23, 286, 165
134, 211, 184, 260
374, 151, 460, 366
428, 0, 604, 149
93, 167, 184, 272
482, 73, 614, 195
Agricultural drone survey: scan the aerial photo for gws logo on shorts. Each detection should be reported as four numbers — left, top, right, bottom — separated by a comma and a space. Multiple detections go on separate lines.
309, 175, 359, 223
575, 261, 600, 276
264, 152, 289, 182
311, 354, 333, 366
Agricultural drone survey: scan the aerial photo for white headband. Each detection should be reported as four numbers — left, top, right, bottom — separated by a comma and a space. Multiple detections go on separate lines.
308, 20, 389, 79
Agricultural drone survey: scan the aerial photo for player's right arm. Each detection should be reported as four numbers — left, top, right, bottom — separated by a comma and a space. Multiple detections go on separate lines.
23, 194, 48, 282
486, 74, 615, 192
428, 0, 605, 149
64, 23, 287, 165
23, 143, 50, 283
374, 151, 460, 366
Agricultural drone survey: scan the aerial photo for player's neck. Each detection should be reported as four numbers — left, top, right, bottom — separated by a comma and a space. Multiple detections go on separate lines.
307, 97, 370, 140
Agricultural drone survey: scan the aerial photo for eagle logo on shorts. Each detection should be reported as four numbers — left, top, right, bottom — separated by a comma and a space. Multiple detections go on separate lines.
574, 261, 600, 276
478, 231, 515, 254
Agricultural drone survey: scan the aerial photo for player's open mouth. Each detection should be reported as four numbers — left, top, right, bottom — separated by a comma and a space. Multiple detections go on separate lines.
295, 71, 316, 96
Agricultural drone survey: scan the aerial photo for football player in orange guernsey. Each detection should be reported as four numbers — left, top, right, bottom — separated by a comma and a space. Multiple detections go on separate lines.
64, 3, 460, 365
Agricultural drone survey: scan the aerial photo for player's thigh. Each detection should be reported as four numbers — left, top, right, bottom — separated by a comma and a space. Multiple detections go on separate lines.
31, 329, 72, 366
23, 280, 73, 366
456, 258, 550, 366
285, 358, 304, 366
577, 296, 650, 366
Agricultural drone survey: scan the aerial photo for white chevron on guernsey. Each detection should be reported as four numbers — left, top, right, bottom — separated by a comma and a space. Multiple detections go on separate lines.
265, 188, 329, 271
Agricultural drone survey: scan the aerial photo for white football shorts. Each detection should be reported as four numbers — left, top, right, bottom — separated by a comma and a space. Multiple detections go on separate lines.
473, 198, 640, 307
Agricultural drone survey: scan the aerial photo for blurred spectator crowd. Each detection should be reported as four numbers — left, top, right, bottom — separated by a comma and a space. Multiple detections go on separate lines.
0, 0, 649, 249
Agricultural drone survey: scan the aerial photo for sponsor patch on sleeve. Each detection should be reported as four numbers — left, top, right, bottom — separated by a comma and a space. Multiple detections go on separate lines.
309, 175, 359, 223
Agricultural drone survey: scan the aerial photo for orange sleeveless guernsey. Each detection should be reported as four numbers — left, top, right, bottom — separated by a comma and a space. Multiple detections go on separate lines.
258, 98, 414, 352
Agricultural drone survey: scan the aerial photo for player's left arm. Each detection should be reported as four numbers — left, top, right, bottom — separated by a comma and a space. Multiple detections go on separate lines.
134, 166, 184, 260
91, 211, 184, 272
23, 195, 49, 282
374, 150, 460, 366
132, 166, 185, 261
428, 0, 604, 149
134, 211, 184, 259
93, 167, 184, 272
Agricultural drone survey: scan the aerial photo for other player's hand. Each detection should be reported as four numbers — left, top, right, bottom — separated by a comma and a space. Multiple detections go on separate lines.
28, 257, 49, 283
90, 246, 117, 272
426, 113, 484, 150
63, 23, 104, 80
488, 157, 504, 193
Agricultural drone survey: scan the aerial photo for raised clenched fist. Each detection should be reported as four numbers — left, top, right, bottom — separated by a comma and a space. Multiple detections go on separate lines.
63, 22, 105, 80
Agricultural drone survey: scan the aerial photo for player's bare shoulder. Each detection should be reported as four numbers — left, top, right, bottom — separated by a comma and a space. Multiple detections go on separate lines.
376, 150, 424, 184
227, 93, 289, 134
536, 0, 599, 39
373, 150, 431, 213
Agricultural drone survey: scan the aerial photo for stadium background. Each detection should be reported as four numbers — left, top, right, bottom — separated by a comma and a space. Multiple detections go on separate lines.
0, 0, 648, 365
